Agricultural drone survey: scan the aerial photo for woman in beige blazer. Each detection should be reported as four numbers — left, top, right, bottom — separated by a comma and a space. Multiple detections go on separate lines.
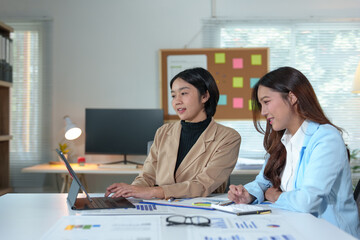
105, 67, 241, 199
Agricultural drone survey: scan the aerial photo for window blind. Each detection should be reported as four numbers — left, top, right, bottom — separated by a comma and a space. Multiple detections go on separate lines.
9, 21, 52, 192
203, 20, 360, 158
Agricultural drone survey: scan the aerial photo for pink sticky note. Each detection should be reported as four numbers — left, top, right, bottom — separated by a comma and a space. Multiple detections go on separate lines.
233, 58, 243, 69
233, 98, 243, 109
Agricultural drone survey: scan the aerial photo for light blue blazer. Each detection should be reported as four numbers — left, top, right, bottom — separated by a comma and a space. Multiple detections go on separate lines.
245, 121, 360, 238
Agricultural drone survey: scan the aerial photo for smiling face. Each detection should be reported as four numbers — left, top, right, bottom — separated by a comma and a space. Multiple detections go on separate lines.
171, 78, 209, 123
257, 85, 302, 135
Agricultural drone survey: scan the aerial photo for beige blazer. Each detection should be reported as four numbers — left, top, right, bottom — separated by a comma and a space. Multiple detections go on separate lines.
132, 118, 241, 198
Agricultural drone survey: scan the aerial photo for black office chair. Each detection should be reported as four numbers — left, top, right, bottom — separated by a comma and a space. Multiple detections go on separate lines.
354, 179, 360, 217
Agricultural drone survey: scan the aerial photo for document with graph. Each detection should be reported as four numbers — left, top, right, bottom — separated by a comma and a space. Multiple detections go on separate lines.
211, 201, 272, 216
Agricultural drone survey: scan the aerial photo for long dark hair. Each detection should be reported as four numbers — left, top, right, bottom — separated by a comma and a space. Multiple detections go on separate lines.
251, 67, 342, 188
170, 67, 219, 118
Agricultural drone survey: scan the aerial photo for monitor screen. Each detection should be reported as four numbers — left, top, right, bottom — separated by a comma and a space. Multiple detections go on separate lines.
85, 109, 164, 156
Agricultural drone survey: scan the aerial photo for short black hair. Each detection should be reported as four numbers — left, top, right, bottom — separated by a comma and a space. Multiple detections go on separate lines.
170, 67, 219, 117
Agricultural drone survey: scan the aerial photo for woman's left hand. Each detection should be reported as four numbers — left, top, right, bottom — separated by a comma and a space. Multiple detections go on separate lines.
265, 187, 282, 203
105, 183, 163, 199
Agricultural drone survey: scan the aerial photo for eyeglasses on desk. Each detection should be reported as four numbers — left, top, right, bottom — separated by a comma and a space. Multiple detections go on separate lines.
166, 215, 211, 227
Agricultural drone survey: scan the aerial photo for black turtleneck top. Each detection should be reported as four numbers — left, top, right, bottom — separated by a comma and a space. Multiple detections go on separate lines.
175, 117, 212, 172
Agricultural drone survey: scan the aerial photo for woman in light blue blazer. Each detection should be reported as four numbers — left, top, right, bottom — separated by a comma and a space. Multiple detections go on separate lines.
228, 67, 359, 238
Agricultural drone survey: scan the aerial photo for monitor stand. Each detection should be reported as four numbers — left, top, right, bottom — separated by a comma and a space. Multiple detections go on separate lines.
105, 154, 144, 166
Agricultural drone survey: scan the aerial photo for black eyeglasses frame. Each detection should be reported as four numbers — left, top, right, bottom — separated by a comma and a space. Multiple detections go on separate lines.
166, 215, 211, 227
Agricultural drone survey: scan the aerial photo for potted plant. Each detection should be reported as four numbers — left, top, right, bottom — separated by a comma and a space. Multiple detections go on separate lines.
58, 143, 69, 162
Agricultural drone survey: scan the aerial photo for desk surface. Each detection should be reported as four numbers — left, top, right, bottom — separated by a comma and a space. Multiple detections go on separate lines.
0, 193, 356, 240
21, 163, 143, 174
21, 163, 260, 175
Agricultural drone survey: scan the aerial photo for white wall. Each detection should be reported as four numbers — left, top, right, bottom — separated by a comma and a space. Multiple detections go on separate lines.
1, 0, 360, 190
1, 0, 212, 162
215, 0, 360, 19
1, 0, 359, 160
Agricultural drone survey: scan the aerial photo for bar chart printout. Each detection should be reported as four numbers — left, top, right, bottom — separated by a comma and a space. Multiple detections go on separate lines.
193, 217, 301, 240
201, 234, 295, 240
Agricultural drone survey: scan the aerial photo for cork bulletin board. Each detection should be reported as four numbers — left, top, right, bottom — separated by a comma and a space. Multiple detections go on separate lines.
160, 48, 269, 120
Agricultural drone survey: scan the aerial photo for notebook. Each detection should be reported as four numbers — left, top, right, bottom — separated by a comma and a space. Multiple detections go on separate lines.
55, 149, 135, 210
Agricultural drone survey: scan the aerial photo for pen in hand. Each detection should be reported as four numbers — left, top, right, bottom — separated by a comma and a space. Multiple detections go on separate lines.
168, 197, 175, 202
236, 210, 271, 216
218, 200, 234, 206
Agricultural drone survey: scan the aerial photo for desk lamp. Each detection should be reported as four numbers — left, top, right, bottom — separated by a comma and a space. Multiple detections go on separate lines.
352, 61, 360, 93
64, 116, 82, 140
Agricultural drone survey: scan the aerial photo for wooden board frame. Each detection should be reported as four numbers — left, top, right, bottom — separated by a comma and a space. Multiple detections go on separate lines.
160, 48, 269, 121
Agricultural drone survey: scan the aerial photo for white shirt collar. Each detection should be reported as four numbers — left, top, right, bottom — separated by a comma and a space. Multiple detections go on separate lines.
281, 119, 309, 148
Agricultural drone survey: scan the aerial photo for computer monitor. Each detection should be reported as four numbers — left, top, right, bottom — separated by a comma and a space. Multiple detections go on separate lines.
85, 108, 164, 164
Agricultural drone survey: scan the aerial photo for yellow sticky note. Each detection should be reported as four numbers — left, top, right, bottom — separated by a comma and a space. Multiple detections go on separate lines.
251, 54, 262, 65
249, 100, 253, 110
215, 53, 226, 64
233, 77, 243, 88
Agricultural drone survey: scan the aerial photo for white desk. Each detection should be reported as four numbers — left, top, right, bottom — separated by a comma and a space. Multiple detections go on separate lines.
21, 163, 143, 193
21, 163, 259, 175
21, 163, 260, 193
21, 163, 143, 175
0, 193, 356, 240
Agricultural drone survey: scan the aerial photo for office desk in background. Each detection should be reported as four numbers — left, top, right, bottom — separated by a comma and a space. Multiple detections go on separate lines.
21, 163, 260, 193
0, 193, 356, 240
21, 163, 143, 193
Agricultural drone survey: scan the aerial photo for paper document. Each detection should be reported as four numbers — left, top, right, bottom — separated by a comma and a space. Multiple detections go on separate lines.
41, 215, 161, 240
80, 203, 172, 215
212, 202, 271, 215
192, 215, 305, 240
141, 197, 225, 210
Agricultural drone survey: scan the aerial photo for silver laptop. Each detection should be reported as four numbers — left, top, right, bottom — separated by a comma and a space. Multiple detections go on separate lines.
55, 149, 135, 210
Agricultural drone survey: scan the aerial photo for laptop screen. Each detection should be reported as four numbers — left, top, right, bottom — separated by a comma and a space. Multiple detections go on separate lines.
55, 149, 92, 203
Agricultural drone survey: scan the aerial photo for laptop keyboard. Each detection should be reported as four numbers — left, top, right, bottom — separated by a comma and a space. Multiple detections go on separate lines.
89, 198, 120, 209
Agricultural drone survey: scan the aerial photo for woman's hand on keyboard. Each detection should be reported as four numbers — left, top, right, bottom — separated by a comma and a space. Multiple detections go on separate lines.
105, 182, 165, 199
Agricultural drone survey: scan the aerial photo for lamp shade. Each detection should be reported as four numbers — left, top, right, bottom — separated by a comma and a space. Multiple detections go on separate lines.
64, 116, 82, 140
352, 61, 360, 93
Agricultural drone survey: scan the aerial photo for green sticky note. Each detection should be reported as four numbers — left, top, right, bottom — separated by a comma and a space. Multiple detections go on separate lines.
233, 77, 243, 88
218, 95, 227, 105
249, 100, 253, 110
215, 53, 226, 64
251, 54, 262, 65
